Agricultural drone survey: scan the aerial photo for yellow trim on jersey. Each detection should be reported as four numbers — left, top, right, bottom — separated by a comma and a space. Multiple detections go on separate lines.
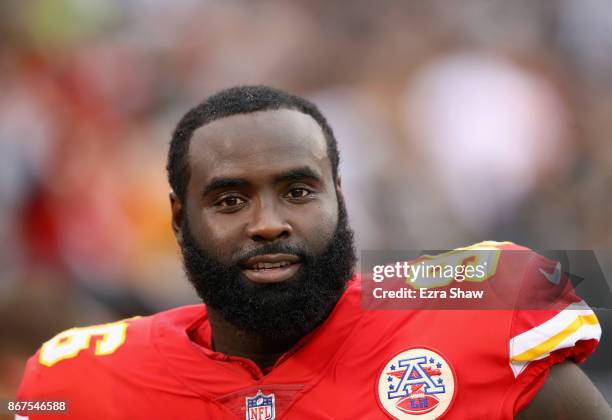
458, 240, 515, 250
511, 314, 599, 362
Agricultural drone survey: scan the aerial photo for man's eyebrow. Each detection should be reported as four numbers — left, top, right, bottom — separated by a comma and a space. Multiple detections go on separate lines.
203, 167, 323, 196
273, 167, 323, 184
203, 177, 250, 196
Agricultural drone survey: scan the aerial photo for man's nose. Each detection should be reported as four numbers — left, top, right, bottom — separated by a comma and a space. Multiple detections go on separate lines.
246, 200, 292, 242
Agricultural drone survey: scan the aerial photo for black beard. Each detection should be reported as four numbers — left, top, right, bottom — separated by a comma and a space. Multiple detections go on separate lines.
179, 199, 356, 342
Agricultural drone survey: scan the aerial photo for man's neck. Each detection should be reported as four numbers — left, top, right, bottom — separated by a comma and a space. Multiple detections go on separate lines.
207, 308, 299, 369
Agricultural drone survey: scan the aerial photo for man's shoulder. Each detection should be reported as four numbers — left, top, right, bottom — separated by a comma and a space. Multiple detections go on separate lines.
17, 305, 206, 398
352, 239, 590, 342
32, 304, 205, 368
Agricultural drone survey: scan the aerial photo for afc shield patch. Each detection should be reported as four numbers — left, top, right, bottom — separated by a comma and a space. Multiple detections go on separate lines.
376, 347, 456, 419
245, 390, 275, 420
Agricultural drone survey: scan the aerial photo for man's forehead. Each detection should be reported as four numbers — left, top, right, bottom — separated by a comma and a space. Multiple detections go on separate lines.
188, 108, 330, 180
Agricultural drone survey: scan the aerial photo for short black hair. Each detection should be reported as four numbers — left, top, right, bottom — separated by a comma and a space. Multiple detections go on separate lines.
167, 85, 340, 203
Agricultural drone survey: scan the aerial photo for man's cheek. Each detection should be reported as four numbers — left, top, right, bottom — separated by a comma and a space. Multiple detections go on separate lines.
193, 228, 238, 265
301, 214, 337, 253
200, 217, 241, 245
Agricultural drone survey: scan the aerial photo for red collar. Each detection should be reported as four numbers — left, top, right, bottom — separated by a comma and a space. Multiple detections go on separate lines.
153, 278, 363, 400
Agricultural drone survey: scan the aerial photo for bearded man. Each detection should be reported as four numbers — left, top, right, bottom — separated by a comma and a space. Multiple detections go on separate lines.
16, 86, 610, 419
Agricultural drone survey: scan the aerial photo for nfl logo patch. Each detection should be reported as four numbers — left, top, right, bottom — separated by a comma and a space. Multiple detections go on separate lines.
376, 347, 456, 419
245, 390, 275, 420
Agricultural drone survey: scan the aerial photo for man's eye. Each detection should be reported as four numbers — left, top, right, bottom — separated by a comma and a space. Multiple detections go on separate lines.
216, 196, 246, 208
286, 188, 311, 199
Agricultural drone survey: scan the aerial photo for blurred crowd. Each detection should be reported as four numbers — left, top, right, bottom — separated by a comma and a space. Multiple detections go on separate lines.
1, 0, 611, 404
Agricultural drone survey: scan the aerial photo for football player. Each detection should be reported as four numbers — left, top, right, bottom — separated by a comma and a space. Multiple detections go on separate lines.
16, 86, 611, 419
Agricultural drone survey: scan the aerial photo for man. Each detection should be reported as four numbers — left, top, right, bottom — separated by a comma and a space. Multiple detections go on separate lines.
16, 86, 611, 419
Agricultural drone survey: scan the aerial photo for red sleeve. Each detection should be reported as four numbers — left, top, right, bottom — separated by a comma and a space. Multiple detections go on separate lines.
15, 317, 141, 419
499, 252, 601, 418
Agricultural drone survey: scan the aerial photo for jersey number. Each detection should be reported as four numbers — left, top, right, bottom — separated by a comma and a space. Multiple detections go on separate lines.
407, 241, 504, 289
39, 319, 133, 367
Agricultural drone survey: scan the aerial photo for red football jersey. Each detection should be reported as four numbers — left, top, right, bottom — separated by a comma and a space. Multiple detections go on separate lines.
16, 242, 601, 419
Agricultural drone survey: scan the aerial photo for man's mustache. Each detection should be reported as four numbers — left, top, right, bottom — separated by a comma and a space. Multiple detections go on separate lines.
233, 243, 310, 266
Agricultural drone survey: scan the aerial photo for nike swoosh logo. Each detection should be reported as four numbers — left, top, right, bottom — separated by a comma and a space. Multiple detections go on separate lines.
539, 261, 562, 285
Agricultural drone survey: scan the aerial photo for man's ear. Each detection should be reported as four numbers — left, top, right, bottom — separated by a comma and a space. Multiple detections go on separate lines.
169, 192, 184, 247
335, 176, 344, 203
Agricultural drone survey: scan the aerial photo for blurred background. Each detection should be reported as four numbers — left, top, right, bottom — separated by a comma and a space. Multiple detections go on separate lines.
1, 0, 611, 409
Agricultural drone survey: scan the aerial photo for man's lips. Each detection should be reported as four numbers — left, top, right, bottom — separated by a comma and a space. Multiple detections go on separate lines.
241, 253, 301, 284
